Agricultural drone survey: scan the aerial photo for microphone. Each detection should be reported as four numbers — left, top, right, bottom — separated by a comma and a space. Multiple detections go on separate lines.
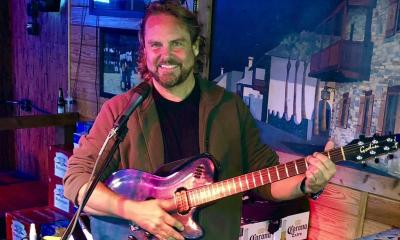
114, 82, 151, 128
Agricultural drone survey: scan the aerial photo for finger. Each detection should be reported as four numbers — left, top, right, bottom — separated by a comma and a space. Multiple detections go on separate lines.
160, 225, 184, 240
158, 199, 177, 212
324, 140, 335, 151
162, 213, 184, 232
313, 152, 335, 170
307, 156, 328, 173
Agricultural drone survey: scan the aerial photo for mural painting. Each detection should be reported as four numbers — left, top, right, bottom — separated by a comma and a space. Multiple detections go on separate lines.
210, 0, 400, 178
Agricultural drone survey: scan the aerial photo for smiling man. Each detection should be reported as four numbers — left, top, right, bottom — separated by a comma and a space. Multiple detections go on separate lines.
63, 1, 336, 240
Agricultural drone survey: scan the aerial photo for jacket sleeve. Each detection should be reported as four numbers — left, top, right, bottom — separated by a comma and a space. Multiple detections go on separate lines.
63, 101, 121, 204
237, 97, 279, 200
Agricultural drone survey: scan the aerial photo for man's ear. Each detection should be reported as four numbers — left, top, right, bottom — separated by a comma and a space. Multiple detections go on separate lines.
192, 38, 200, 57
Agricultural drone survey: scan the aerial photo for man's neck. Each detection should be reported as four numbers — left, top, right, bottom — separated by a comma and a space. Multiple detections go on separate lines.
152, 74, 196, 102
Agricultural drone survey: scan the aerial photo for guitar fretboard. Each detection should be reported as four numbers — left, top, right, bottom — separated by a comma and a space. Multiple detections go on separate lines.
186, 147, 348, 207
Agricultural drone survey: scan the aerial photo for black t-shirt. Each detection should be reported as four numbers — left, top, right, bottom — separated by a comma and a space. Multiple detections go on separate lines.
153, 82, 200, 164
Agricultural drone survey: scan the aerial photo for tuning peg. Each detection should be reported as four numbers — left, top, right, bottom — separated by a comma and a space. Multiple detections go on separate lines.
374, 158, 380, 163
361, 161, 367, 167
387, 154, 394, 160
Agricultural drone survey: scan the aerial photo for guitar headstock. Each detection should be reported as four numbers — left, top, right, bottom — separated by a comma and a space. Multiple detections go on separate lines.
345, 134, 399, 163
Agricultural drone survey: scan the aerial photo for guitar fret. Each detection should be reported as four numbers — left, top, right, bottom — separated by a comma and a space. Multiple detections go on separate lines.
198, 190, 203, 205
245, 175, 250, 189
233, 178, 237, 193
194, 190, 199, 205
275, 166, 280, 180
239, 177, 243, 191
284, 164, 289, 177
341, 147, 346, 160
252, 172, 256, 187
327, 151, 331, 160
259, 170, 264, 185
267, 169, 272, 182
207, 185, 212, 202
294, 161, 299, 174
226, 181, 231, 195
220, 182, 225, 197
305, 159, 309, 169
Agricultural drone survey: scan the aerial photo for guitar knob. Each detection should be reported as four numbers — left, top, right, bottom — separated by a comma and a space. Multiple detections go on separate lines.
374, 158, 380, 163
387, 154, 394, 160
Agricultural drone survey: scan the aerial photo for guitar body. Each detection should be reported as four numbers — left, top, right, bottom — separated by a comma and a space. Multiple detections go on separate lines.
90, 155, 217, 239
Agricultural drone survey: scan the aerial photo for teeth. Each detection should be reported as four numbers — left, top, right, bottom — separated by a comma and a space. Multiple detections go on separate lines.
160, 64, 177, 69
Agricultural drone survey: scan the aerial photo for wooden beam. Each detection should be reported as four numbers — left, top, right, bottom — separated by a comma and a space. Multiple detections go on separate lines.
330, 165, 400, 201
0, 112, 79, 130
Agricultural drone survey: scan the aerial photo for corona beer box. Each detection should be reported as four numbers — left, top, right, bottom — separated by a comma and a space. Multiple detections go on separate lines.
280, 212, 310, 240
239, 220, 281, 240
5, 206, 71, 240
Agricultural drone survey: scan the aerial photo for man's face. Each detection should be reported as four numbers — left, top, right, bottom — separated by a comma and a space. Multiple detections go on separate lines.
143, 14, 199, 88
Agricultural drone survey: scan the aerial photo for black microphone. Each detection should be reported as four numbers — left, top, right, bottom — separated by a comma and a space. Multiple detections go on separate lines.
114, 82, 151, 128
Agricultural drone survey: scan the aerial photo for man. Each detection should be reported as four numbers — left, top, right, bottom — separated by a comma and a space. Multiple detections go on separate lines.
63, 1, 336, 240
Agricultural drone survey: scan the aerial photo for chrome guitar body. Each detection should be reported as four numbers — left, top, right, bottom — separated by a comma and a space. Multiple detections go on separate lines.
90, 155, 216, 239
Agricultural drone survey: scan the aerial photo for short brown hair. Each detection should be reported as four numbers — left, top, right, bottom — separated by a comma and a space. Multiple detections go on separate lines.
136, 0, 205, 82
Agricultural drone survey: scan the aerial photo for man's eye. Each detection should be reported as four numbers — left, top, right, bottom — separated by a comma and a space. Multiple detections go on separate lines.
172, 41, 183, 47
150, 43, 161, 48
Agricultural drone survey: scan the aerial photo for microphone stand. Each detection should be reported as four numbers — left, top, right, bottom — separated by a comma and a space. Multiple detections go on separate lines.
61, 92, 147, 240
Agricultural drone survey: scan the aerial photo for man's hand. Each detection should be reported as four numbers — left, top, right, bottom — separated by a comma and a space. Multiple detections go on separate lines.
304, 140, 336, 193
122, 198, 185, 240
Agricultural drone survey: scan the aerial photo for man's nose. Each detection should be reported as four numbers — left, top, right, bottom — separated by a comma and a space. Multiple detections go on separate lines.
160, 46, 172, 57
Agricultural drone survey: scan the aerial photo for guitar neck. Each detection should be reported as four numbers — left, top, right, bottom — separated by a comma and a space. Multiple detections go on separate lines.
186, 146, 348, 207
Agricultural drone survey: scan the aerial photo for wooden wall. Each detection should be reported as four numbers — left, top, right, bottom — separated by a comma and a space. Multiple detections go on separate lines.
307, 166, 400, 239
0, 0, 15, 171
9, 0, 68, 182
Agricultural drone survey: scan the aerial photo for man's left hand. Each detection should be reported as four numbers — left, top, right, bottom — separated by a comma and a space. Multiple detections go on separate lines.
304, 140, 336, 193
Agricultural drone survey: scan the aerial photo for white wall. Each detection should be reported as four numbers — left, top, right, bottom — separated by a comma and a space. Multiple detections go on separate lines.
267, 56, 319, 122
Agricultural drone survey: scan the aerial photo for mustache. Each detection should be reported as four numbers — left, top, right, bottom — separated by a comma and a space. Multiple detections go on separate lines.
158, 58, 181, 66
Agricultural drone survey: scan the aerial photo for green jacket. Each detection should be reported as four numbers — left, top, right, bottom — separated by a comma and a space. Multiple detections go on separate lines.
64, 78, 279, 239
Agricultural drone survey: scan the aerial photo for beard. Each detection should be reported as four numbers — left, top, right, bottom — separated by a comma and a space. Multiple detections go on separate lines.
150, 58, 194, 89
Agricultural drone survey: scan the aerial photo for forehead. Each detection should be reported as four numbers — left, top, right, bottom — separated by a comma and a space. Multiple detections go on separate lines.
144, 14, 191, 42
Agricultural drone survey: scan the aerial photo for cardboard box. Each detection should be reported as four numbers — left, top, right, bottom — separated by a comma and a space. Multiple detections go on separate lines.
48, 145, 76, 215
48, 181, 77, 215
48, 145, 73, 181
239, 220, 281, 240
280, 212, 310, 240
5, 206, 72, 240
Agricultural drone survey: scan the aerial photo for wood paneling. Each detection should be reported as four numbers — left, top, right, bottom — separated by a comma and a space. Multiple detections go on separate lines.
0, 0, 15, 171
9, 0, 69, 182
308, 184, 366, 239
362, 219, 392, 237
365, 194, 400, 227
330, 165, 400, 201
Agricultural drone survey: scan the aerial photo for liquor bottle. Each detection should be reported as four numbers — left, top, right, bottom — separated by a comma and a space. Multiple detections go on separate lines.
57, 88, 65, 114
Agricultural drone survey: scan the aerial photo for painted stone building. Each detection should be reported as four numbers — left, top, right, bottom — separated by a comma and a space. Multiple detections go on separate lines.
309, 0, 400, 146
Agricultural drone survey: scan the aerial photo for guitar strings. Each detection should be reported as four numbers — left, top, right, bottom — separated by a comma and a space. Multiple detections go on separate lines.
186, 138, 398, 206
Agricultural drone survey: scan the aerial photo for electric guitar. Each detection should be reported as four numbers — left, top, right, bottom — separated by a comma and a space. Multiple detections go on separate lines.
90, 134, 399, 239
